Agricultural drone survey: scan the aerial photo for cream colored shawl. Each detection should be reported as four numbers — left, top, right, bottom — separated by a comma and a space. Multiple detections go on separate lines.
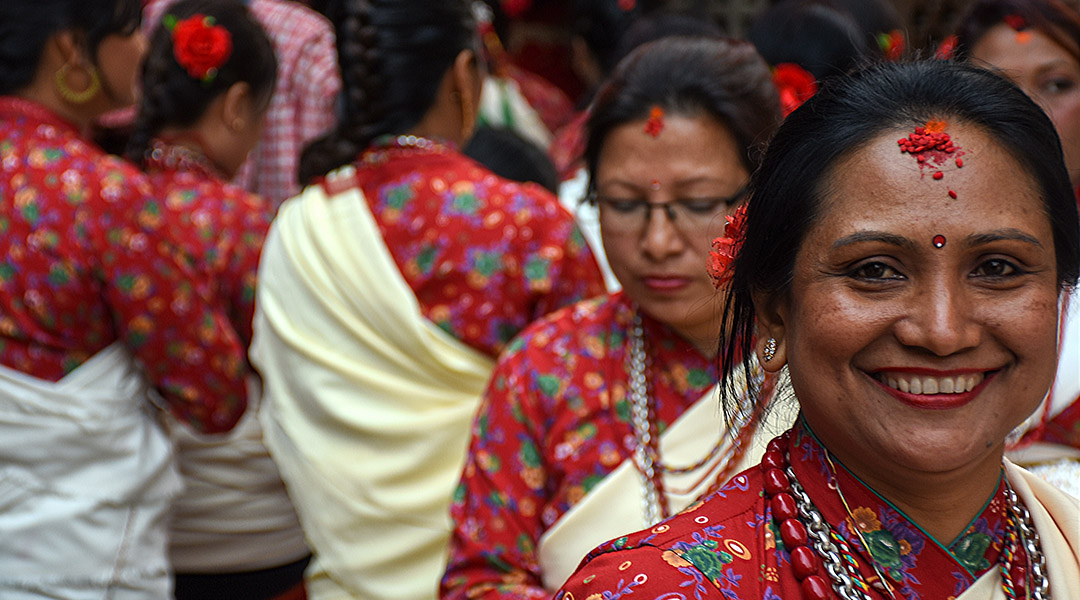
956, 461, 1080, 599
251, 169, 495, 600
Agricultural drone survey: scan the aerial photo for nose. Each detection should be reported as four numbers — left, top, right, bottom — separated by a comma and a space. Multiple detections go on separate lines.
640, 205, 686, 260
894, 276, 981, 356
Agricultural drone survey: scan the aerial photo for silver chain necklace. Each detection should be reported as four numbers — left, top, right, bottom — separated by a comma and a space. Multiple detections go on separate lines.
784, 453, 1050, 600
628, 313, 663, 524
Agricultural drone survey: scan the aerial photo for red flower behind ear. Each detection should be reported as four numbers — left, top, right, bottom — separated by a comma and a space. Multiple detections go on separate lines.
708, 203, 749, 288
772, 63, 817, 117
169, 14, 233, 82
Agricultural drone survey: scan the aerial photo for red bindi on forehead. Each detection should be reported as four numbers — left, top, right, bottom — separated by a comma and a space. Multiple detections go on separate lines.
897, 120, 966, 199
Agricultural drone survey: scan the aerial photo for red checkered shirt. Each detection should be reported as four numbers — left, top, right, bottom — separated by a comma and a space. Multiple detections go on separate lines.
145, 0, 341, 206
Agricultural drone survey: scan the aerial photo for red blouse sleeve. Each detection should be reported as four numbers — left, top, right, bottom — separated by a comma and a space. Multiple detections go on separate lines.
84, 159, 248, 433
556, 545, 727, 600
441, 344, 557, 600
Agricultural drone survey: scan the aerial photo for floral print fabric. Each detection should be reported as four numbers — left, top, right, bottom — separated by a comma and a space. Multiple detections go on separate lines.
355, 141, 605, 357
142, 140, 274, 348
557, 421, 1028, 599
0, 97, 247, 432
441, 292, 719, 599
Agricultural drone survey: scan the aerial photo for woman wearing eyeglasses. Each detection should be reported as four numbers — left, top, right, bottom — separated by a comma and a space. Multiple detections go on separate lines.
440, 36, 789, 600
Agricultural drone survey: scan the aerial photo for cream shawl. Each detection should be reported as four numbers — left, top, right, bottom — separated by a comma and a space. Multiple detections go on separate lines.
251, 170, 495, 600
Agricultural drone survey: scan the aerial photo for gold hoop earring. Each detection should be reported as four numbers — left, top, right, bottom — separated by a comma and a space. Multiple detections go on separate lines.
55, 63, 101, 105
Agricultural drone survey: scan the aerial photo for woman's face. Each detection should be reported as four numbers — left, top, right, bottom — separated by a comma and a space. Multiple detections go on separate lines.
972, 23, 1080, 186
95, 30, 148, 109
767, 122, 1060, 487
596, 113, 749, 355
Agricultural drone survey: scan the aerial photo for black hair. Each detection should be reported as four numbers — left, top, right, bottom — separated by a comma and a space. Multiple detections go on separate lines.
126, 0, 277, 167
0, 0, 141, 95
953, 0, 1080, 63
583, 36, 782, 198
613, 10, 726, 68
573, 0, 643, 76
464, 126, 560, 194
719, 60, 1080, 417
298, 0, 477, 184
748, 0, 869, 81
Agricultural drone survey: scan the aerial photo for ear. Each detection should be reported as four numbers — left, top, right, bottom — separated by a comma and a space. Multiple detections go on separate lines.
751, 289, 790, 372
52, 30, 88, 66
450, 48, 482, 139
220, 81, 254, 133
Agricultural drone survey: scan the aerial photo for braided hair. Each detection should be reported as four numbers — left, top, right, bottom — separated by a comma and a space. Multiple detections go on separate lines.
126, 0, 276, 167
0, 0, 141, 94
298, 0, 477, 184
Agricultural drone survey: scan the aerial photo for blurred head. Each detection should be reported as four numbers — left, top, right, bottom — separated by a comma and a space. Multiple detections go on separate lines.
0, 0, 145, 118
126, 0, 277, 177
720, 60, 1078, 484
299, 0, 481, 184
464, 126, 560, 194
749, 0, 869, 82
585, 36, 781, 354
955, 0, 1080, 187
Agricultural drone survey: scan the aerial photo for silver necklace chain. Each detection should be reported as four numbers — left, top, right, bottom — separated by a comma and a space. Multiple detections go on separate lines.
628, 313, 662, 524
1006, 487, 1051, 600
785, 453, 1050, 600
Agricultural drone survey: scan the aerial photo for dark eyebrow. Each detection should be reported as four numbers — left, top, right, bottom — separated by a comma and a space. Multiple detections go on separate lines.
965, 228, 1044, 248
832, 231, 915, 250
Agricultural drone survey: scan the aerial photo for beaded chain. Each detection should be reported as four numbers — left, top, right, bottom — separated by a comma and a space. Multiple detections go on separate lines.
626, 313, 763, 524
759, 432, 1052, 600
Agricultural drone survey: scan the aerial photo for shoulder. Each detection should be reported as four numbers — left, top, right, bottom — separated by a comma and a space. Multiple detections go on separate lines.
499, 293, 626, 363
250, 0, 334, 42
585, 468, 767, 568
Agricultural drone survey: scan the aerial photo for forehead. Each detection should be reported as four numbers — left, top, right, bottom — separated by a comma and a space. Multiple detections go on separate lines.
595, 113, 747, 183
815, 121, 1046, 233
972, 23, 1080, 74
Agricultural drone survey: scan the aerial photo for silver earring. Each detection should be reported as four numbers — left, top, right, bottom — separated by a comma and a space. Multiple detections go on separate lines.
763, 337, 777, 362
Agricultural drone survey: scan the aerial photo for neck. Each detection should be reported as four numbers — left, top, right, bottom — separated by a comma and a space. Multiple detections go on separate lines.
15, 88, 92, 131
827, 435, 1005, 544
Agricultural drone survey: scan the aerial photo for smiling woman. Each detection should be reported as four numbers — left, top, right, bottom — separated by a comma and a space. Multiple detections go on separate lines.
555, 60, 1080, 600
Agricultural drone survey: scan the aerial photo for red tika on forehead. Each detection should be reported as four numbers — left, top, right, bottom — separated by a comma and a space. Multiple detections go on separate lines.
897, 120, 965, 199
644, 106, 665, 138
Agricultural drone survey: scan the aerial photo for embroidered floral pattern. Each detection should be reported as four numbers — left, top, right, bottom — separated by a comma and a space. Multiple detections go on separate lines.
555, 421, 1028, 600
441, 293, 718, 599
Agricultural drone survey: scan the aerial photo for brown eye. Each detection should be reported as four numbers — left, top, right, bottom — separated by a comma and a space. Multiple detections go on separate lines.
851, 261, 903, 281
973, 258, 1018, 278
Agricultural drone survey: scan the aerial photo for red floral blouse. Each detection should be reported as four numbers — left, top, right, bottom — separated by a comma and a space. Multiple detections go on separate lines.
557, 420, 1031, 600
441, 292, 719, 599
142, 140, 274, 348
0, 97, 247, 433
355, 138, 605, 357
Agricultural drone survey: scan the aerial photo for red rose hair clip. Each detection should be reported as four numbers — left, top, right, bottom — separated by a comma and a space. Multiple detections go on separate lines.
164, 13, 233, 83
772, 63, 817, 117
708, 203, 748, 288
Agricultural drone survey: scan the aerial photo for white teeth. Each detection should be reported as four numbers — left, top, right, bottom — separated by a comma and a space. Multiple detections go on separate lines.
878, 372, 987, 395
922, 378, 938, 394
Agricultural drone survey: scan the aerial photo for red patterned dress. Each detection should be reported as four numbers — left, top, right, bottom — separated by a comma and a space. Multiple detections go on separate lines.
556, 420, 1068, 600
441, 291, 720, 599
0, 97, 247, 430
355, 137, 606, 357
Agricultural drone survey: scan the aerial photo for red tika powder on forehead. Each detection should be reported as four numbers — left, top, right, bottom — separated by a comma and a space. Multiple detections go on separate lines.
897, 120, 965, 198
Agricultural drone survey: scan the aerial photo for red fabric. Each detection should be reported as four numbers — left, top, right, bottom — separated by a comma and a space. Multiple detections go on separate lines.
0, 97, 247, 433
354, 140, 605, 358
507, 63, 576, 136
549, 111, 588, 182
441, 292, 719, 599
142, 140, 274, 349
557, 422, 1028, 599
145, 0, 341, 206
